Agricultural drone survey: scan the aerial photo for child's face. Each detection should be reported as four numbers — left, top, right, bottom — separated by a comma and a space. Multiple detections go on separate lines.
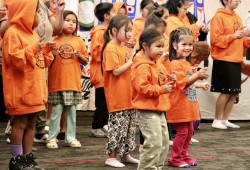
177, 1, 189, 18
141, 2, 154, 18
174, 35, 194, 59
145, 38, 165, 61
107, 8, 116, 21
224, 0, 241, 10
118, 7, 126, 15
62, 14, 77, 35
116, 22, 132, 43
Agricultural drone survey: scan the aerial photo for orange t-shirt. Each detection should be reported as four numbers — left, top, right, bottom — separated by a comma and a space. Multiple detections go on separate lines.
89, 25, 107, 88
102, 42, 133, 113
48, 36, 88, 93
165, 15, 200, 41
166, 60, 200, 123
2, 0, 53, 115
132, 18, 145, 50
131, 54, 171, 112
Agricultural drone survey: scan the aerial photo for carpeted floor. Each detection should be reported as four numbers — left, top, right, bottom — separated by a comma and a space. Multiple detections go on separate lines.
0, 111, 250, 170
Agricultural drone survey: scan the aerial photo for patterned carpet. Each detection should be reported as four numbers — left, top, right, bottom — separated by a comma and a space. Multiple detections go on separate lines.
0, 111, 250, 170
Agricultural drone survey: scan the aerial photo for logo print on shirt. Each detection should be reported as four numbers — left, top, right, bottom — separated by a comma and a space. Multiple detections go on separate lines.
185, 71, 197, 102
59, 44, 74, 60
35, 52, 45, 69
157, 70, 166, 85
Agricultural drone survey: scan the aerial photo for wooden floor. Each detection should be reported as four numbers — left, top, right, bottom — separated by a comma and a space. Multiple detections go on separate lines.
0, 111, 250, 170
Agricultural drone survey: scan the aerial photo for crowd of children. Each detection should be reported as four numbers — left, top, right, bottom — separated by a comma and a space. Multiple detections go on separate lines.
0, 0, 249, 169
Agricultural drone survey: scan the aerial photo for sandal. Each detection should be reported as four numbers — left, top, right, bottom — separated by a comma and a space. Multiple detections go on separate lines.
46, 139, 58, 149
68, 139, 81, 148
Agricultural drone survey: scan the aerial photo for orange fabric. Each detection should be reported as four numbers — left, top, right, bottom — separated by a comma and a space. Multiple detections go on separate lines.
48, 36, 88, 93
113, 2, 128, 15
165, 15, 200, 41
210, 8, 250, 63
102, 42, 133, 113
89, 25, 107, 88
132, 18, 145, 50
131, 54, 171, 112
167, 60, 200, 123
2, 0, 53, 115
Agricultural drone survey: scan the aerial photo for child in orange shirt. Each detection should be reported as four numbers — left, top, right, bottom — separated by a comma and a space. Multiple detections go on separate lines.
89, 2, 115, 138
131, 28, 174, 170
113, 2, 128, 15
46, 10, 88, 149
167, 27, 210, 168
132, 0, 154, 50
210, 0, 249, 129
101, 14, 139, 168
2, 0, 54, 169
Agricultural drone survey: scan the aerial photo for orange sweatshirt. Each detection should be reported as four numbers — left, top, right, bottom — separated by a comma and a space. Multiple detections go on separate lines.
131, 54, 171, 112
165, 15, 200, 41
113, 2, 128, 15
48, 36, 88, 93
166, 60, 200, 123
89, 25, 106, 88
102, 42, 133, 113
2, 0, 53, 115
132, 18, 145, 50
210, 8, 250, 63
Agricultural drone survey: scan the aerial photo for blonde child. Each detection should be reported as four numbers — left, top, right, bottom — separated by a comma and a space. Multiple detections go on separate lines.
131, 28, 174, 170
46, 10, 88, 148
101, 14, 139, 168
2, 0, 54, 169
210, 0, 249, 129
167, 27, 210, 168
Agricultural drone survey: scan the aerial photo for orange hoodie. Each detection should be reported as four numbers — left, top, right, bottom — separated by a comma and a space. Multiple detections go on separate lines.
131, 54, 171, 112
165, 15, 200, 41
210, 8, 250, 63
113, 2, 128, 15
132, 18, 145, 50
2, 0, 53, 115
89, 25, 107, 88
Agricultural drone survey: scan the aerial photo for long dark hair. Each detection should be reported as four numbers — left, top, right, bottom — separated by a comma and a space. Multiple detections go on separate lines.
169, 27, 193, 61
165, 0, 189, 15
63, 10, 78, 36
133, 28, 164, 58
101, 14, 132, 73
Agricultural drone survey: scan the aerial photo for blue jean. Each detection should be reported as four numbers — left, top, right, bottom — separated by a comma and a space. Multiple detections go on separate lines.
47, 104, 76, 143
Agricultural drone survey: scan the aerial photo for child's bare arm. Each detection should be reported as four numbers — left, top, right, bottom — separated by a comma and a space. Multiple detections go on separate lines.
185, 67, 208, 88
112, 58, 133, 76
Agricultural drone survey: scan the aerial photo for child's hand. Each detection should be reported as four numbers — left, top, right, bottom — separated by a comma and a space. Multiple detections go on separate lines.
74, 50, 81, 57
234, 27, 244, 39
201, 25, 209, 33
163, 52, 169, 60
163, 81, 174, 93
168, 72, 176, 82
197, 67, 209, 80
124, 37, 136, 48
200, 82, 211, 91
54, 0, 66, 11
46, 40, 57, 51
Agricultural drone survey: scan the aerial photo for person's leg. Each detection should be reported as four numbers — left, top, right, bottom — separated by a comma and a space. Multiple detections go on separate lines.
181, 122, 196, 166
222, 94, 240, 128
212, 93, 230, 129
137, 111, 163, 170
168, 123, 190, 167
47, 104, 63, 141
34, 110, 48, 142
0, 74, 8, 122
156, 113, 169, 169
91, 87, 108, 137
65, 105, 77, 143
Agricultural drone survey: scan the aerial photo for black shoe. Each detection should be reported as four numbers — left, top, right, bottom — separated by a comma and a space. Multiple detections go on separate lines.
9, 155, 34, 170
57, 132, 65, 140
25, 153, 44, 170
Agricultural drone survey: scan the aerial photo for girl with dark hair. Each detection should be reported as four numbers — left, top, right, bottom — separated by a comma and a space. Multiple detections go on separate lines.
101, 14, 139, 168
46, 10, 88, 149
167, 27, 210, 168
131, 28, 174, 170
